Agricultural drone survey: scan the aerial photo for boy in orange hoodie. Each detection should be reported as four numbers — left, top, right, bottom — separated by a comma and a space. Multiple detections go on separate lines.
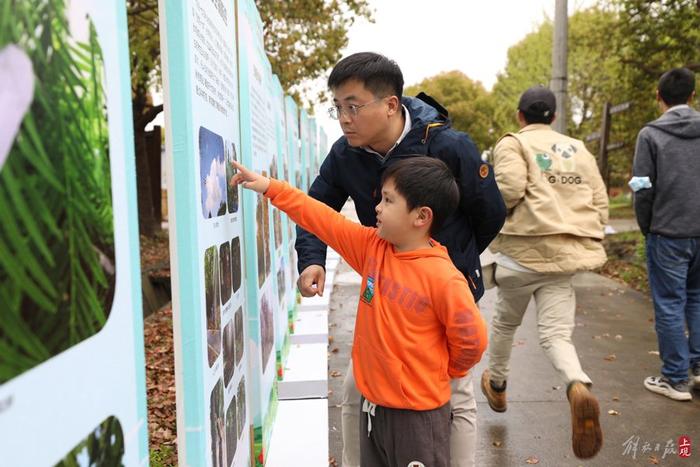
230, 157, 487, 467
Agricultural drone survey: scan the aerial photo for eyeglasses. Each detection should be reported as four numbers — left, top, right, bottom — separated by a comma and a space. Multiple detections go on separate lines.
328, 98, 384, 120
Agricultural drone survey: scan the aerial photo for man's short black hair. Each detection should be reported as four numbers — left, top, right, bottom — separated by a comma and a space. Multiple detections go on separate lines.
380, 157, 459, 235
328, 52, 404, 100
522, 103, 556, 125
658, 67, 696, 107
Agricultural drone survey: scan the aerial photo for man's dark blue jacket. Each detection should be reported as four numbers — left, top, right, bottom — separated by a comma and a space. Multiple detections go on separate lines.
295, 94, 506, 301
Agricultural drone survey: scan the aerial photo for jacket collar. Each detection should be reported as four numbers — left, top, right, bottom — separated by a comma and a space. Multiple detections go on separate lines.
519, 123, 552, 133
665, 104, 690, 114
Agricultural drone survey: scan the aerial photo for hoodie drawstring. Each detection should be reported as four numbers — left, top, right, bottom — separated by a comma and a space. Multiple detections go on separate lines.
362, 399, 377, 437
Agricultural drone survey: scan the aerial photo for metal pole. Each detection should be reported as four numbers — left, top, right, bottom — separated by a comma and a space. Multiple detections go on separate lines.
598, 102, 611, 190
551, 0, 568, 134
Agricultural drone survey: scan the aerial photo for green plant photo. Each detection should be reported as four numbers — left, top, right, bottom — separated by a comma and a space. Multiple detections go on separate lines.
0, 0, 115, 384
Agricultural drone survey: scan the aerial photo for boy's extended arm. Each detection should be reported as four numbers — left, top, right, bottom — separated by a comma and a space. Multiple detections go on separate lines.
266, 178, 373, 273
436, 276, 489, 378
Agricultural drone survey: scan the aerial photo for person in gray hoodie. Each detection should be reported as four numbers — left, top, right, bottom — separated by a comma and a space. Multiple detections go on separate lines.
631, 67, 700, 402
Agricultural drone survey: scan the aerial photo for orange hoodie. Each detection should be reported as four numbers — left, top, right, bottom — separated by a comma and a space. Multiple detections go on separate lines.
265, 179, 488, 410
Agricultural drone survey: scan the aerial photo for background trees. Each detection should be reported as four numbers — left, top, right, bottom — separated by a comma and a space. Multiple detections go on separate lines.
257, 0, 373, 103
405, 71, 496, 152
410, 0, 699, 188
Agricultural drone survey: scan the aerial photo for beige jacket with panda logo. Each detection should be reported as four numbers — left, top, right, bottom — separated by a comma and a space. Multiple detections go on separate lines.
489, 124, 609, 273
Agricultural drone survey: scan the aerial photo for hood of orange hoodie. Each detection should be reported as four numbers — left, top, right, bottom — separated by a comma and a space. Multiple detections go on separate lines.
390, 239, 451, 261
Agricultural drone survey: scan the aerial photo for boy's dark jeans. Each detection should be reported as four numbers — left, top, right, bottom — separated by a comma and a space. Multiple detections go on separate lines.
359, 397, 451, 467
646, 234, 700, 384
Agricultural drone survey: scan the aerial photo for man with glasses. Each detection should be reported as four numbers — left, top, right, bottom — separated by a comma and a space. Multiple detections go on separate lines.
295, 52, 506, 467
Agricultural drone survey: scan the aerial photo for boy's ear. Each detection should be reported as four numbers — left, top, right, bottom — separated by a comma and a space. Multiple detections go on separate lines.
414, 206, 434, 229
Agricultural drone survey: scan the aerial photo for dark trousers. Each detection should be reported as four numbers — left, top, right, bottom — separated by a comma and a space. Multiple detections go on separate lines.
646, 234, 700, 383
359, 397, 451, 467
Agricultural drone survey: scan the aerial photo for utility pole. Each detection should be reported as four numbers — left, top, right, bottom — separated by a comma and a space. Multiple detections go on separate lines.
551, 0, 568, 134
598, 102, 611, 189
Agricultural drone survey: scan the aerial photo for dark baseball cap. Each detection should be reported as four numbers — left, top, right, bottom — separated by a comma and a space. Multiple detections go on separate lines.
518, 86, 556, 118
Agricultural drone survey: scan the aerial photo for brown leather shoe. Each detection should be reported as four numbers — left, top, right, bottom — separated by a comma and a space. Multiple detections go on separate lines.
567, 381, 603, 459
480, 369, 507, 413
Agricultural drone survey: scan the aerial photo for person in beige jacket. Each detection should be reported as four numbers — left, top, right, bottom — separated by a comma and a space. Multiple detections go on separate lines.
480, 86, 608, 460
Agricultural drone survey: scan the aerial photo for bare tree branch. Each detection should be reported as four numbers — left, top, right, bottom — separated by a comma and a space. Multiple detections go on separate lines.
135, 104, 163, 132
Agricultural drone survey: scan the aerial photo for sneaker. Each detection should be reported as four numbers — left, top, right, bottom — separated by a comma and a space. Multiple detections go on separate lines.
644, 376, 692, 401
480, 369, 507, 413
691, 364, 700, 386
567, 381, 603, 459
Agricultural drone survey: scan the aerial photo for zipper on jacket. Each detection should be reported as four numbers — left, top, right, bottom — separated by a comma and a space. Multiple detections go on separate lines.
421, 122, 446, 144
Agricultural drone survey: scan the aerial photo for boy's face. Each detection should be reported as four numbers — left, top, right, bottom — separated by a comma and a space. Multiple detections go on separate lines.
375, 178, 417, 242
331, 79, 392, 148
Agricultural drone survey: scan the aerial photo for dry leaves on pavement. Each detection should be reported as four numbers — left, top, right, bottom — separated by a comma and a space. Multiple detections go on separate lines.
145, 305, 178, 465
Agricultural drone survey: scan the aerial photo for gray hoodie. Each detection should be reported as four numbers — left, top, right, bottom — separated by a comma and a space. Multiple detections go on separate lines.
632, 106, 700, 236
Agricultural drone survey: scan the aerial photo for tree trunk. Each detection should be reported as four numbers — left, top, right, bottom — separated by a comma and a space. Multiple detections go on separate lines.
135, 128, 157, 237
146, 126, 163, 225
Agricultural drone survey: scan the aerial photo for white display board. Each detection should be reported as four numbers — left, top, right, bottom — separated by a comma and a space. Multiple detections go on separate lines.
159, 0, 250, 465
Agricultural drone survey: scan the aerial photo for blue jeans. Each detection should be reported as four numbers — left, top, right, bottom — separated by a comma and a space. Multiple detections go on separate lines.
646, 234, 700, 384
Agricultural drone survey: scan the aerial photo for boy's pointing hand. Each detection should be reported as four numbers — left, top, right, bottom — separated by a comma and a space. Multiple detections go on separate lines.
229, 160, 270, 194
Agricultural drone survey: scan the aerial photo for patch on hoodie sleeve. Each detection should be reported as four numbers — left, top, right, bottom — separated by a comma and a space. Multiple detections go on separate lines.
479, 164, 490, 179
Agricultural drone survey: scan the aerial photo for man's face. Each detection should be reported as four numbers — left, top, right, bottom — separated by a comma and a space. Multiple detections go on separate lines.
331, 79, 392, 148
374, 178, 415, 242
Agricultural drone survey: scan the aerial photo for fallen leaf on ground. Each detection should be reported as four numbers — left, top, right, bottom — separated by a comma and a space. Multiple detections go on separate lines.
649, 455, 659, 464
525, 456, 540, 464
329, 456, 338, 466
329, 370, 342, 377
552, 386, 562, 391
648, 350, 660, 356
331, 347, 339, 353
614, 334, 623, 340
492, 441, 502, 447
612, 396, 620, 402
328, 336, 335, 344
604, 354, 617, 362
608, 409, 620, 416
